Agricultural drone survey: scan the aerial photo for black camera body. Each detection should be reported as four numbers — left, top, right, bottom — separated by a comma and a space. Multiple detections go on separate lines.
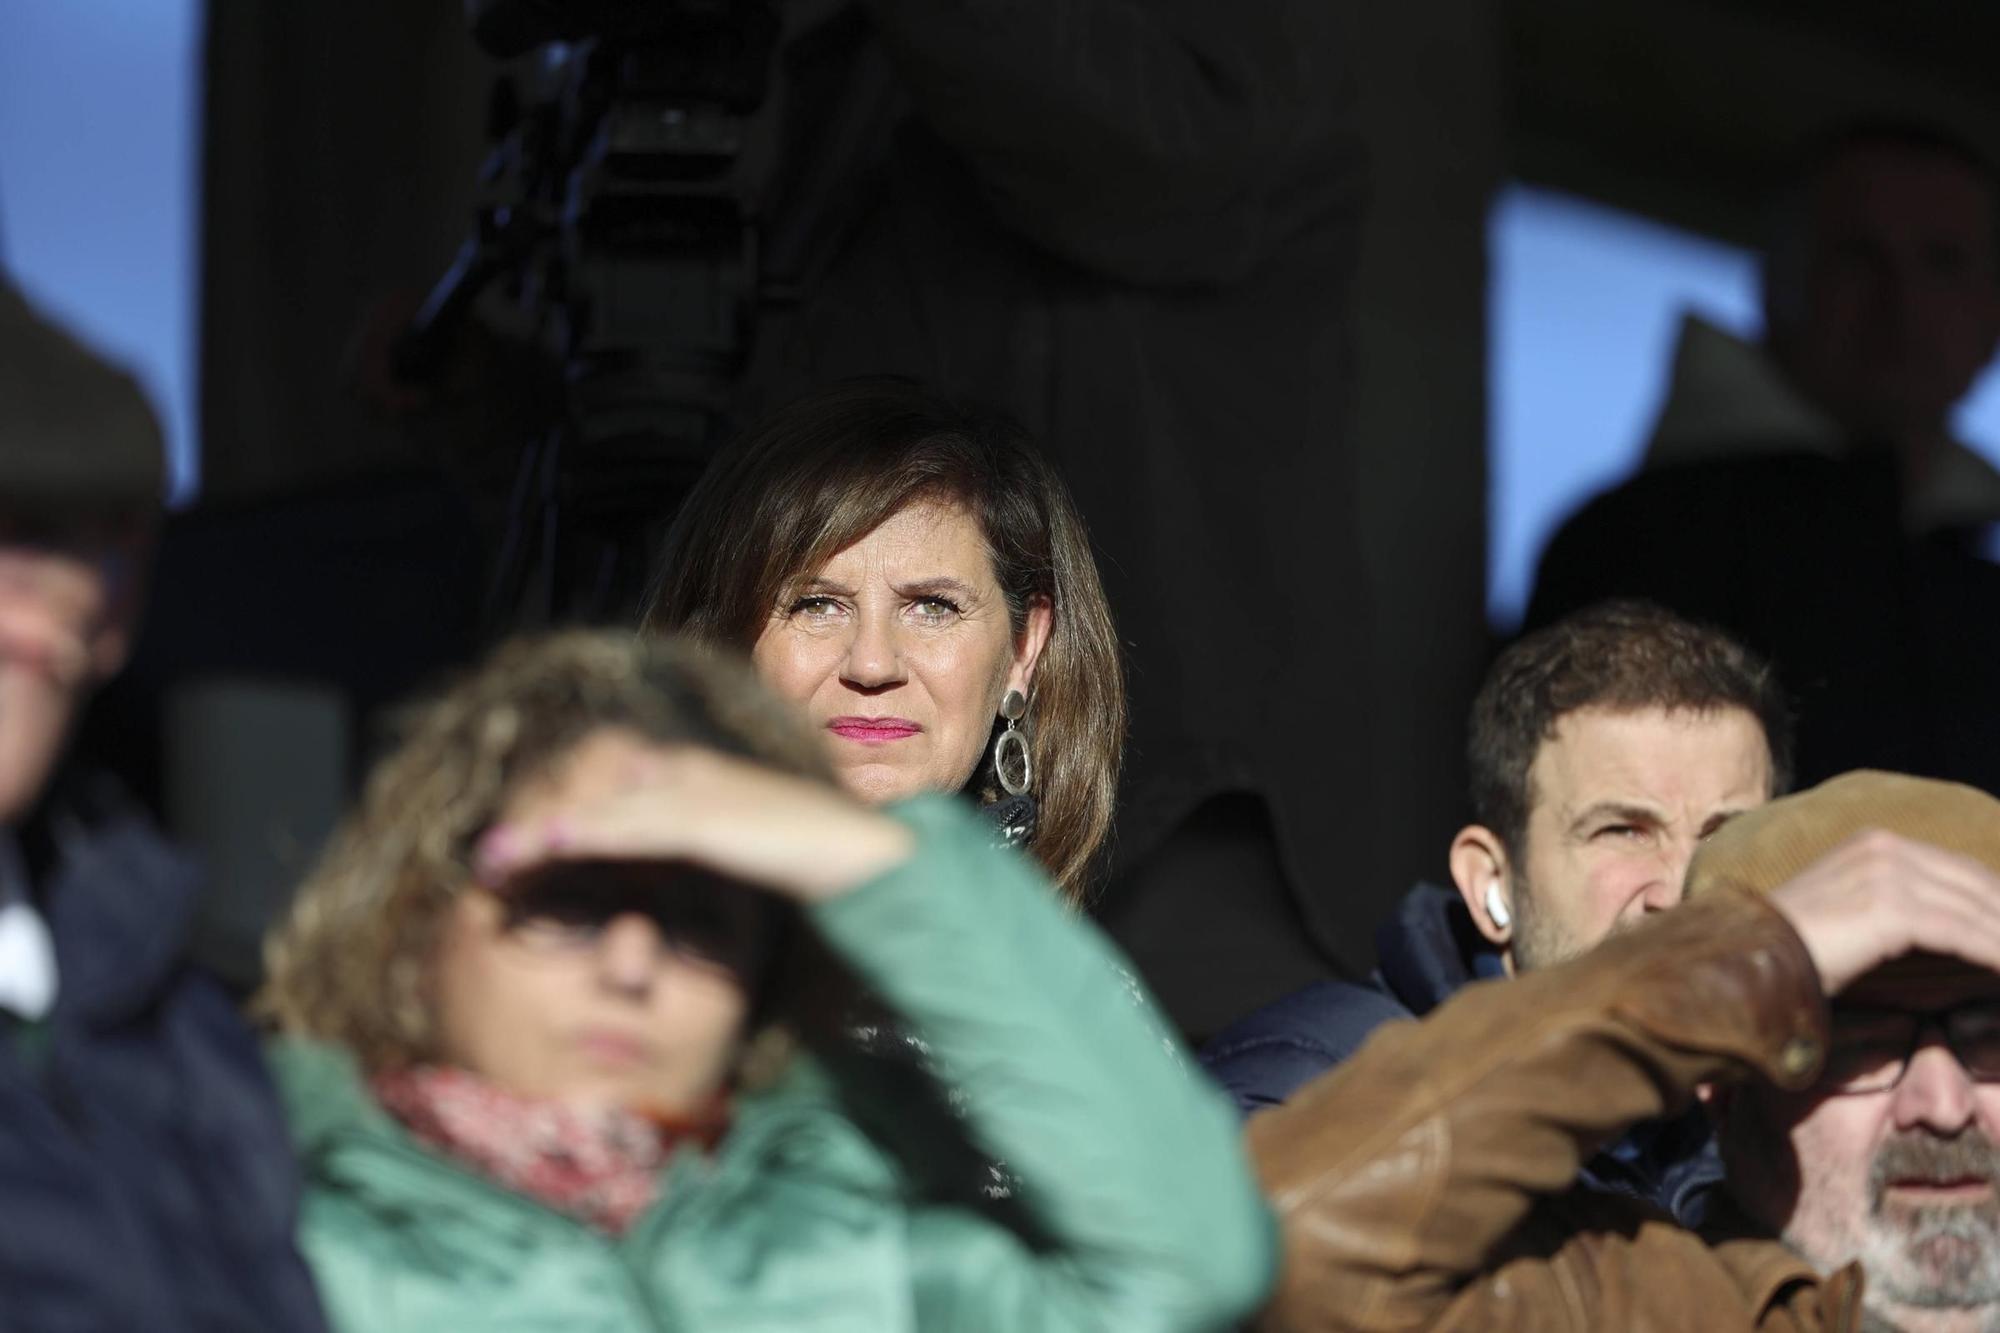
408, 0, 782, 622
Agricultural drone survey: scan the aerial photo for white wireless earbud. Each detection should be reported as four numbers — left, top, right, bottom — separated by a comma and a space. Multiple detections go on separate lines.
1484, 883, 1512, 931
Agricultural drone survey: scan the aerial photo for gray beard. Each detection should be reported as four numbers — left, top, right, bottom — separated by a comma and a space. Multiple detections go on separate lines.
1862, 1133, 2000, 1314
1812, 1130, 2000, 1332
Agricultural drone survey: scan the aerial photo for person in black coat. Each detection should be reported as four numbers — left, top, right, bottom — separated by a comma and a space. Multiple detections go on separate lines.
1529, 122, 2000, 797
0, 278, 326, 1332
731, 0, 1371, 1037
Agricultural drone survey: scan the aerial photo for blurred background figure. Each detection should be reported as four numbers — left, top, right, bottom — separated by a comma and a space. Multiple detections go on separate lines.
0, 278, 326, 1332
263, 632, 1272, 1333
1529, 120, 2000, 797
1748, 123, 2000, 506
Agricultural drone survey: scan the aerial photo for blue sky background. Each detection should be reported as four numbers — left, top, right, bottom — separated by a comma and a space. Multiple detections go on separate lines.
1489, 183, 2000, 628
0, 1, 203, 503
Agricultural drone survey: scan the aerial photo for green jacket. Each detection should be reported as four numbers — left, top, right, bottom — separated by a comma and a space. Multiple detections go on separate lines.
270, 797, 1275, 1332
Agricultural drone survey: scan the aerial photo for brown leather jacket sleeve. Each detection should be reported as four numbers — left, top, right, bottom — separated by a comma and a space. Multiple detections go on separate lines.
1248, 888, 1829, 1332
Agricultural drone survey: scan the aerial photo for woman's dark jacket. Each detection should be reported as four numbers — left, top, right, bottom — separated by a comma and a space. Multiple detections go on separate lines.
0, 774, 326, 1332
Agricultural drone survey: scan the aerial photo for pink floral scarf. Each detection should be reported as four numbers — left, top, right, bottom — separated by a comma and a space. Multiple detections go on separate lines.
372, 1066, 728, 1235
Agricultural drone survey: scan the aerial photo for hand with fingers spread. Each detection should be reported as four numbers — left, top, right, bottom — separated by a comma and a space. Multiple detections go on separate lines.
473, 742, 917, 904
1766, 829, 2000, 1000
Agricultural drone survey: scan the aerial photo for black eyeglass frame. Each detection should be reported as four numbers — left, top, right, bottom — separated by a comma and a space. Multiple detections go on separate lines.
1820, 999, 2000, 1096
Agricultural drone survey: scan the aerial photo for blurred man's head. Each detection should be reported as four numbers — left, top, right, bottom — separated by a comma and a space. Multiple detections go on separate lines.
1700, 774, 2000, 1332
1454, 602, 1789, 974
0, 279, 161, 821
1762, 121, 2000, 458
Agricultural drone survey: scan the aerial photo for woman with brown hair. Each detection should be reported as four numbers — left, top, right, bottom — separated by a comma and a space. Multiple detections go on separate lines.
645, 377, 1124, 901
260, 631, 1270, 1332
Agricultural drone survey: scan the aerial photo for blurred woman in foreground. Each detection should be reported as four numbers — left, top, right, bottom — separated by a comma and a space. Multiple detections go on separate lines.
261, 632, 1269, 1332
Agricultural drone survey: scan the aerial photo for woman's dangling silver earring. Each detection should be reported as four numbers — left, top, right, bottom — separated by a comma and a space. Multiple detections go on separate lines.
992, 688, 1031, 796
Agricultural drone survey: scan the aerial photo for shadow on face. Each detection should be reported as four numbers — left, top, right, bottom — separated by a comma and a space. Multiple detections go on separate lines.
430, 731, 775, 1115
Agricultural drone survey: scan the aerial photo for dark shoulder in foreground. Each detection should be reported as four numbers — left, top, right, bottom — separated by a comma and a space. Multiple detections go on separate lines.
1200, 980, 1412, 1116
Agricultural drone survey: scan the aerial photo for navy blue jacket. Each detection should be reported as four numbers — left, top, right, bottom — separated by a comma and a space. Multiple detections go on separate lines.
0, 774, 327, 1333
1201, 882, 1723, 1225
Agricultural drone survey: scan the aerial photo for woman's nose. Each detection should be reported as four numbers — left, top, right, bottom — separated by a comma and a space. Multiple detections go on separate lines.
840, 610, 908, 688
594, 913, 664, 996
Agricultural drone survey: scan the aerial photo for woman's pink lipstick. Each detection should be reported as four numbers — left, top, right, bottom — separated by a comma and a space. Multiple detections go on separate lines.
827, 716, 922, 743
573, 1028, 653, 1066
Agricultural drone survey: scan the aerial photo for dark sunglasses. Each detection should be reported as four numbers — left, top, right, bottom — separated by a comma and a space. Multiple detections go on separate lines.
1821, 999, 2000, 1095
494, 859, 779, 977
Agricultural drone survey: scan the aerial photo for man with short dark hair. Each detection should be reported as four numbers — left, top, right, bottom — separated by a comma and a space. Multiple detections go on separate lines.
1204, 600, 1786, 1217
1457, 599, 1791, 974
1531, 120, 2000, 796
1251, 770, 2000, 1333
0, 279, 326, 1331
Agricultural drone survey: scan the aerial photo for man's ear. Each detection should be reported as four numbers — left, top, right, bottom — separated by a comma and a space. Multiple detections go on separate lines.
86, 525, 152, 683
1450, 824, 1514, 951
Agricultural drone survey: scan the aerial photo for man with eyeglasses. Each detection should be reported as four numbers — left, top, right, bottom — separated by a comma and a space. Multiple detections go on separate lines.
1249, 770, 2000, 1333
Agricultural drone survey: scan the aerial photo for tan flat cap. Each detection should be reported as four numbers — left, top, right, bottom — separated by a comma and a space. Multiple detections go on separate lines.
1687, 769, 2000, 1000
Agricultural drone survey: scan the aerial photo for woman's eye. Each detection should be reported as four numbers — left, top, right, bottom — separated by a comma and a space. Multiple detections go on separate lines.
1594, 824, 1642, 841
910, 597, 960, 622
788, 595, 844, 618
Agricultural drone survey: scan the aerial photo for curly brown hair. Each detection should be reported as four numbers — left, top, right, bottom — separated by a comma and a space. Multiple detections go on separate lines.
643, 377, 1126, 902
260, 631, 834, 1074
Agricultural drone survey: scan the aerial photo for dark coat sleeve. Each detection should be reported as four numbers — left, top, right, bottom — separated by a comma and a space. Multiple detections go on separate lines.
861, 0, 1358, 286
1201, 982, 1414, 1117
